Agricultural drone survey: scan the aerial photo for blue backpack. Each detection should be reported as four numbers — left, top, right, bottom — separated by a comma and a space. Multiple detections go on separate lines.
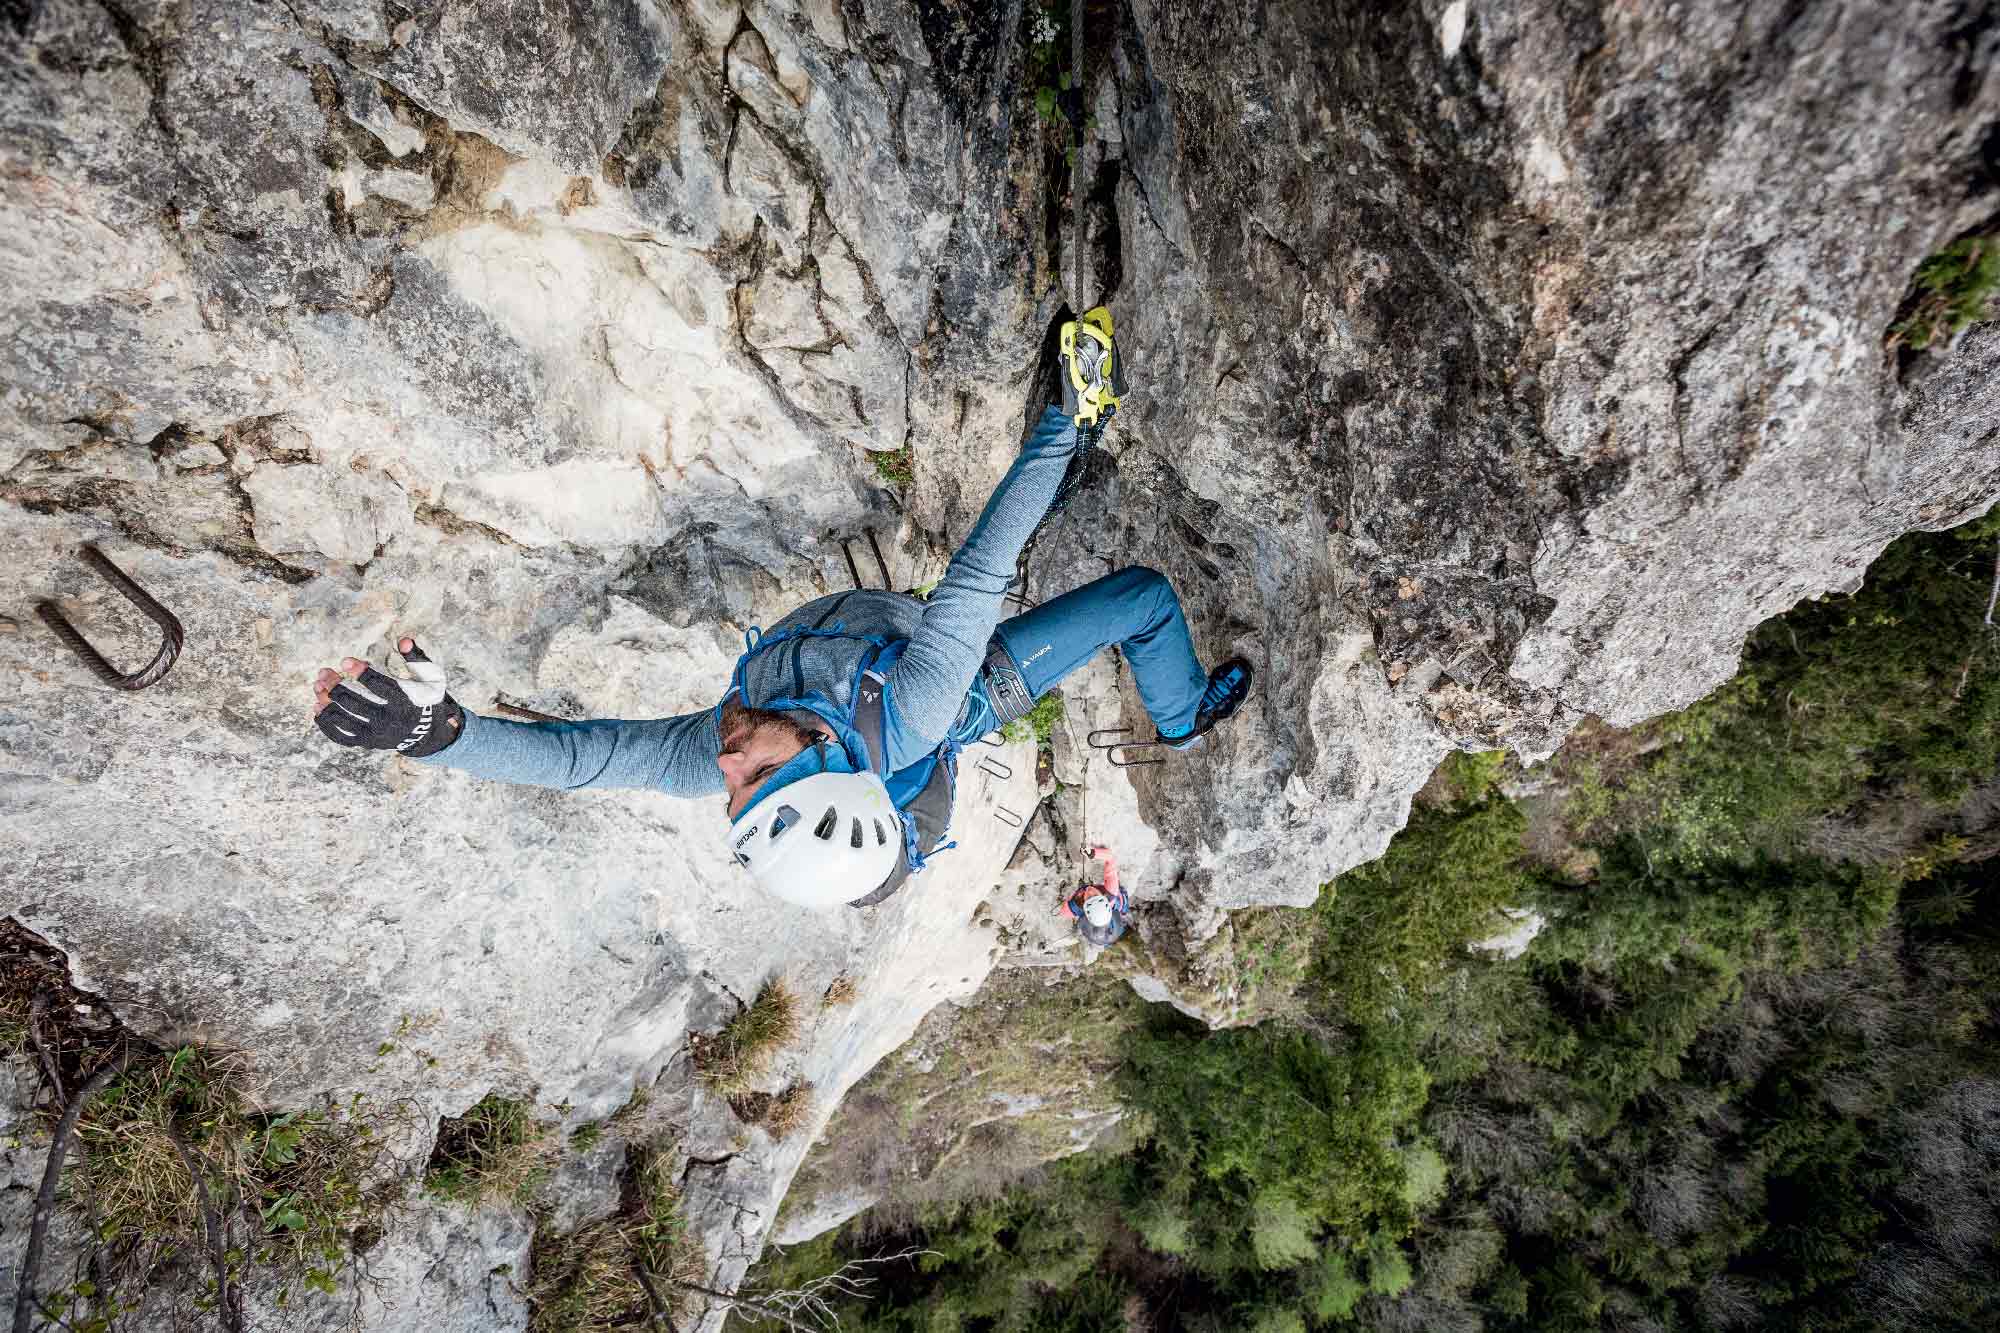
727, 619, 959, 908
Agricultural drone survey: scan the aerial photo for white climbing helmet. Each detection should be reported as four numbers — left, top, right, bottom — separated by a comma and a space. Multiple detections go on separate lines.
728, 769, 903, 910
1082, 894, 1115, 929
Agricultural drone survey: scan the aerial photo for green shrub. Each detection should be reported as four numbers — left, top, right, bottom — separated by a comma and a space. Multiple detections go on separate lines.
1305, 1251, 1366, 1319
1894, 234, 1999, 350
1398, 1143, 1448, 1208
1437, 748, 1507, 804
1312, 796, 1532, 1026
1119, 1021, 1428, 1275
1249, 1192, 1319, 1270
1367, 1239, 1414, 1296
1002, 692, 1065, 745
1243, 1307, 1307, 1333
1127, 1197, 1193, 1255
871, 446, 915, 488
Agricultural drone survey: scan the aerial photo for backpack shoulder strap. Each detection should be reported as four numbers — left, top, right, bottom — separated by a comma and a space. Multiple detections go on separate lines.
851, 668, 893, 777
844, 667, 959, 909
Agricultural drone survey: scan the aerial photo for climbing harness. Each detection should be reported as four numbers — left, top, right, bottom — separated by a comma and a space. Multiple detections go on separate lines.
35, 545, 184, 690
1087, 656, 1256, 768
981, 635, 1038, 728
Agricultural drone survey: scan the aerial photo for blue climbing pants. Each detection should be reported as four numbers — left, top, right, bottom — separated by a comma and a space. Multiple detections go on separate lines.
993, 566, 1210, 736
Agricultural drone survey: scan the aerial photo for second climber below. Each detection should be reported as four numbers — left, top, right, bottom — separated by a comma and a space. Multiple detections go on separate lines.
310, 308, 1254, 911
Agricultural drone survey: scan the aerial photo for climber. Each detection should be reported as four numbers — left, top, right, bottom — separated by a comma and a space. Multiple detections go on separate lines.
310, 307, 1254, 912
1062, 845, 1130, 949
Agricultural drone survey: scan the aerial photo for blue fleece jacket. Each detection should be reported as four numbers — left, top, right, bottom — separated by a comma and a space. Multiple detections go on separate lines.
418, 407, 1079, 795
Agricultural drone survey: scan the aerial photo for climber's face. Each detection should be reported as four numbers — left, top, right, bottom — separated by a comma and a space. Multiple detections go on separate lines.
717, 699, 827, 820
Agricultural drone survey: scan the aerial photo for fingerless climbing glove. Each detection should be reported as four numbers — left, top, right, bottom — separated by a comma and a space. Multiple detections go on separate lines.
315, 640, 463, 757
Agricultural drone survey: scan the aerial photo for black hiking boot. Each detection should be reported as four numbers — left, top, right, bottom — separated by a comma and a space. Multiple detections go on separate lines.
1159, 657, 1254, 753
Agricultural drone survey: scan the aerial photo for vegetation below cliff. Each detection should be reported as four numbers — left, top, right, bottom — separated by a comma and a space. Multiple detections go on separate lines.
749, 511, 2000, 1332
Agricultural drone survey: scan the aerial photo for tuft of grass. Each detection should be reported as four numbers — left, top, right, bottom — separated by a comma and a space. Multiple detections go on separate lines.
1893, 234, 1999, 351
736, 1083, 817, 1138
0, 984, 31, 1053
526, 1143, 705, 1332
69, 1043, 401, 1305
570, 1121, 602, 1153
870, 446, 915, 489
609, 1084, 651, 1125
526, 1216, 655, 1332
822, 975, 858, 1008
73, 1045, 245, 1245
426, 1093, 553, 1206
693, 979, 800, 1097
1002, 691, 1065, 745
764, 1083, 816, 1139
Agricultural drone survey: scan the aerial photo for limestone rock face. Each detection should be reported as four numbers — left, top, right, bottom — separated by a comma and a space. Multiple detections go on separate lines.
2, 0, 1996, 1325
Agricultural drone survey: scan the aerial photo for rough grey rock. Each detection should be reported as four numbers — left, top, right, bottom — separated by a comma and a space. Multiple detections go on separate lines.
771, 1184, 879, 1246
2, 0, 1997, 1326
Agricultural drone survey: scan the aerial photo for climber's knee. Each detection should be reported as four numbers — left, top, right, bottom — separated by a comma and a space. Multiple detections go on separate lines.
1114, 565, 1176, 620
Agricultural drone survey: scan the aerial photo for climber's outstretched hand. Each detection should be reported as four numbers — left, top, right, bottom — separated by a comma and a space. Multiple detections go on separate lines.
311, 637, 463, 757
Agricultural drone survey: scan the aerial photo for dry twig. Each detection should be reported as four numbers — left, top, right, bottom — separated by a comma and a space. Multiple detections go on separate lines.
162, 1122, 243, 1333
631, 1261, 681, 1333
14, 1052, 133, 1333
26, 989, 64, 1106
1985, 536, 2000, 629
666, 1248, 938, 1332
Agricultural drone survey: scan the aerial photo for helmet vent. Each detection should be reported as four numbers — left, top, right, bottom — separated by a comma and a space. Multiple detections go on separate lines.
772, 805, 799, 837
849, 817, 864, 849
872, 819, 888, 846
813, 807, 839, 840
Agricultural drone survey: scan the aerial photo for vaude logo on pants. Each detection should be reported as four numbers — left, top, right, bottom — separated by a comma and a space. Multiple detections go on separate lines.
1023, 643, 1053, 665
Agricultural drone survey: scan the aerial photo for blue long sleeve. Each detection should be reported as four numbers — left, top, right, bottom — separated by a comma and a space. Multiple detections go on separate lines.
886, 406, 1078, 750
413, 407, 1077, 793
416, 706, 724, 797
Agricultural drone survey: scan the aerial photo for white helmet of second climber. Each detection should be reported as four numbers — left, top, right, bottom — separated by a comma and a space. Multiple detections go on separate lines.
1082, 893, 1116, 929
729, 767, 903, 911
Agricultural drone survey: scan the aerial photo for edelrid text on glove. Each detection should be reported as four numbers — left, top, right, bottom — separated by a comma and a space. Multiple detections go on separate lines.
314, 639, 463, 757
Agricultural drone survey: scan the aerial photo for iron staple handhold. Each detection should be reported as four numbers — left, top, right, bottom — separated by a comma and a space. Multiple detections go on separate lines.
865, 527, 892, 590
839, 537, 864, 592
35, 545, 185, 691
1085, 726, 1170, 768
